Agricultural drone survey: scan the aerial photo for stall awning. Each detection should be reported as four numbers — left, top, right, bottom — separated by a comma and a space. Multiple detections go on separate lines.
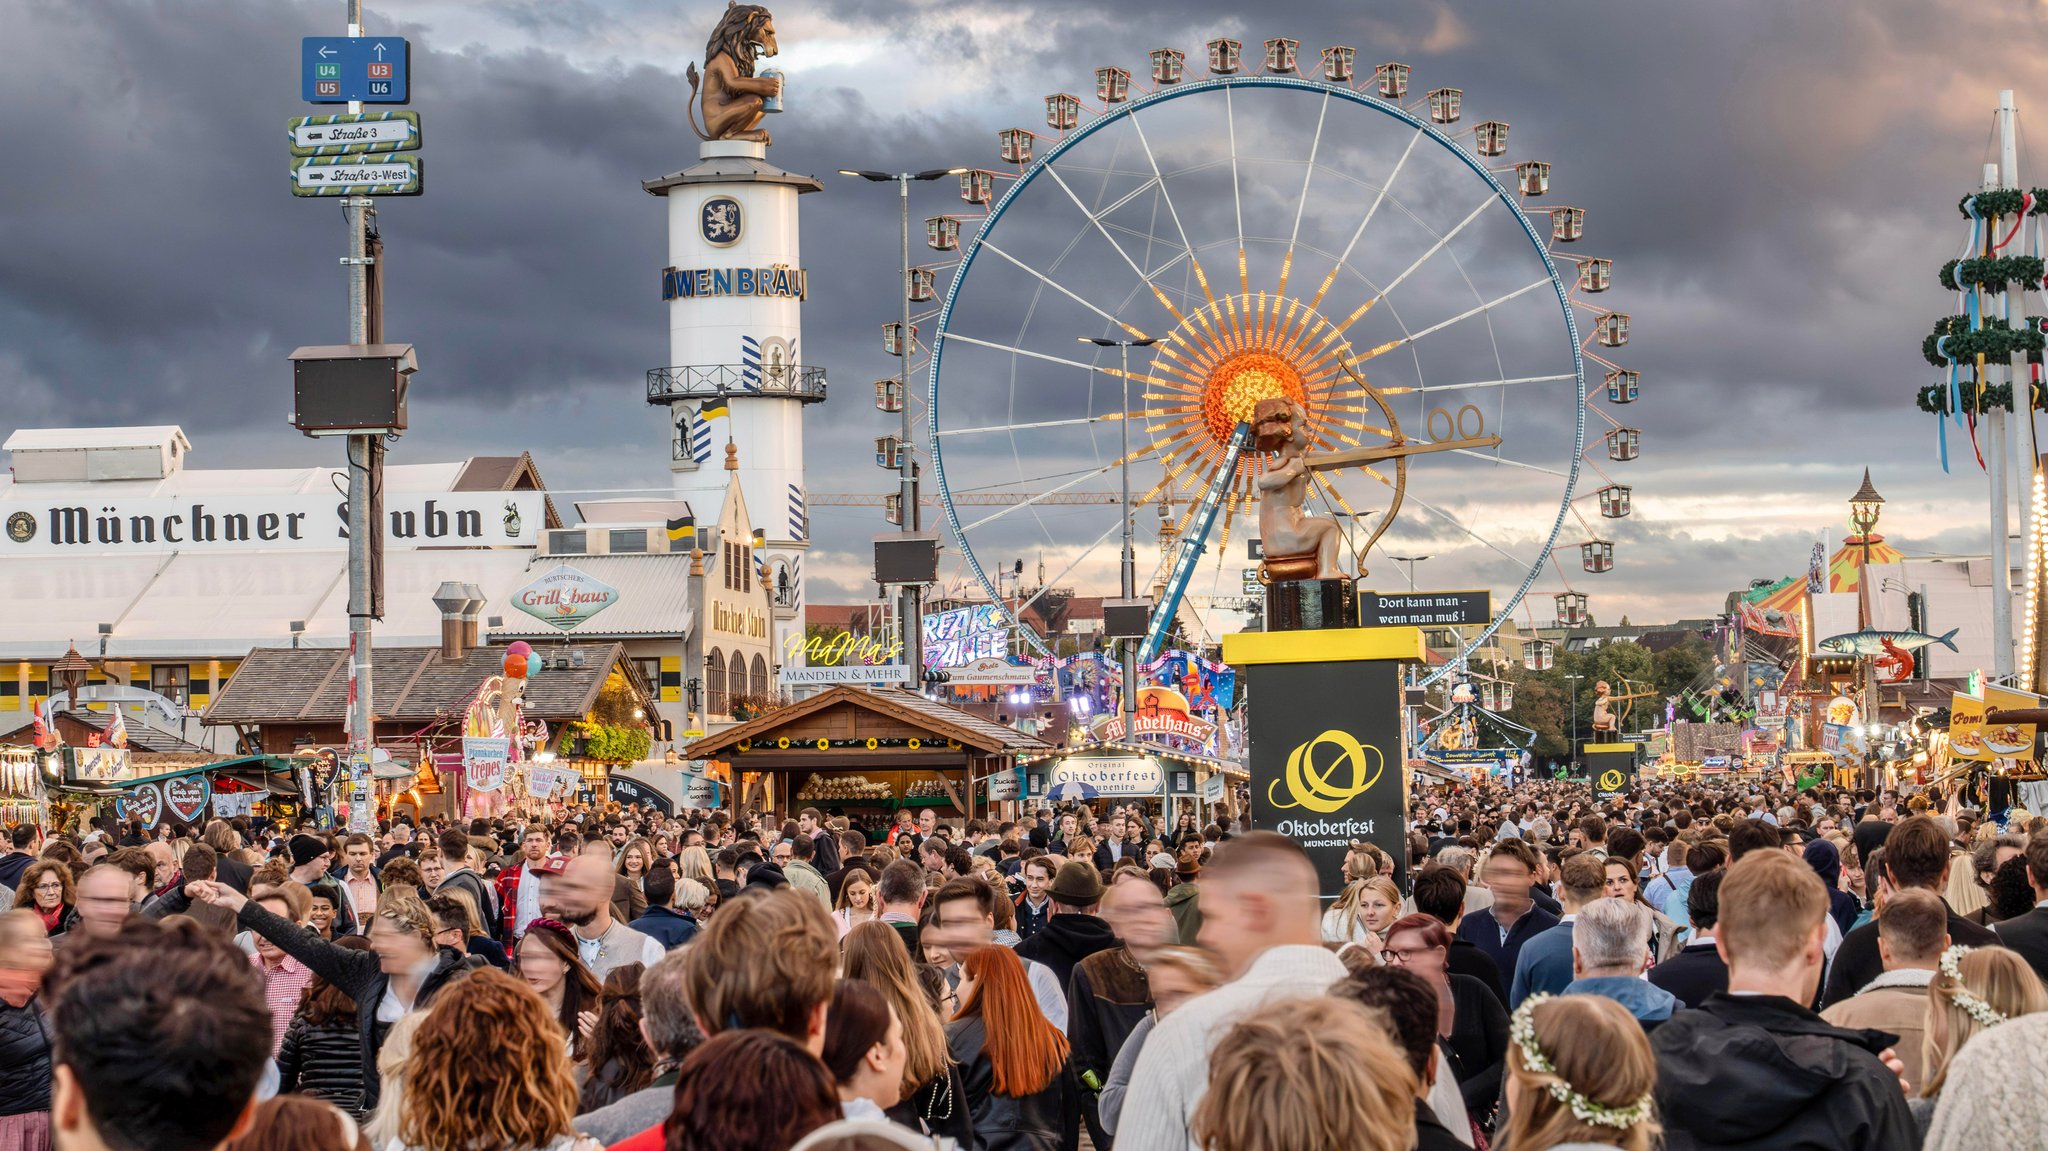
684, 685, 1050, 761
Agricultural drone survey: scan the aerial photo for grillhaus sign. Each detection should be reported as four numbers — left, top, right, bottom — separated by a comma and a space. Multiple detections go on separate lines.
1, 492, 541, 554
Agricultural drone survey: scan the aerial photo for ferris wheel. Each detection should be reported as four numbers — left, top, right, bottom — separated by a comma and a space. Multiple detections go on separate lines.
922, 39, 1638, 683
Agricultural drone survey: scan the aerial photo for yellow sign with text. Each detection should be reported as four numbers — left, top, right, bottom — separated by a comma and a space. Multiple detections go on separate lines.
1949, 692, 1991, 763
1982, 685, 2040, 764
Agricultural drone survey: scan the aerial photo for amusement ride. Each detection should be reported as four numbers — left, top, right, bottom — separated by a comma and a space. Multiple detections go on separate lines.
914, 38, 1639, 685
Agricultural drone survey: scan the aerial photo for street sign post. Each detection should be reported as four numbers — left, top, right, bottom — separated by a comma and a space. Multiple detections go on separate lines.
289, 110, 421, 156
302, 37, 411, 104
290, 155, 422, 197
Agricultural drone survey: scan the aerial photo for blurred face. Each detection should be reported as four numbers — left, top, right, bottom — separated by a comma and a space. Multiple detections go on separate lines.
548, 857, 615, 926
927, 895, 994, 957
344, 842, 373, 874
1100, 879, 1174, 955
1148, 964, 1209, 1017
1480, 856, 1533, 915
516, 934, 568, 995
1382, 928, 1448, 980
254, 898, 294, 963
918, 811, 935, 834
29, 871, 64, 912
1359, 888, 1398, 934
419, 854, 445, 887
76, 870, 133, 938
1604, 862, 1637, 901
369, 914, 434, 973
867, 1009, 909, 1108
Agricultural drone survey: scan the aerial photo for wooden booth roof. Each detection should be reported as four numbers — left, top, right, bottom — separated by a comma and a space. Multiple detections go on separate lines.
203, 643, 641, 726
683, 686, 1050, 766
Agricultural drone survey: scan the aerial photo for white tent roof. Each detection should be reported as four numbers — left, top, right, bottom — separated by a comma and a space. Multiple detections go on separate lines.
0, 548, 538, 660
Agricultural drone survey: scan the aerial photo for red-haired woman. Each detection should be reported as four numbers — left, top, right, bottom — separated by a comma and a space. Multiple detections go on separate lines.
946, 945, 1078, 1151
1381, 911, 1508, 1119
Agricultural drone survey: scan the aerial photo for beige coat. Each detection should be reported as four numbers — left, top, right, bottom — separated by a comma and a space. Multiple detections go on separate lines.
1820, 969, 1934, 1089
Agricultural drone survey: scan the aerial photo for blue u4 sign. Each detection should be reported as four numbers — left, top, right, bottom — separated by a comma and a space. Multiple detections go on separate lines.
302, 37, 411, 104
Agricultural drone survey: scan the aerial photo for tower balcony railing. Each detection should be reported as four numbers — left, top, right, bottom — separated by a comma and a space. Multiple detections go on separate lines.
645, 364, 829, 405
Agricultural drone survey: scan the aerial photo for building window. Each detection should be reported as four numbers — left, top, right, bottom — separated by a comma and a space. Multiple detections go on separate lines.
609, 529, 648, 554
706, 648, 726, 715
741, 546, 753, 593
750, 653, 768, 698
547, 529, 587, 555
631, 657, 662, 694
151, 664, 190, 706
728, 651, 747, 707
723, 543, 735, 590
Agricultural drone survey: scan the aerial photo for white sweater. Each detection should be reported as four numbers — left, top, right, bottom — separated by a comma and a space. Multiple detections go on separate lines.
1115, 944, 1348, 1151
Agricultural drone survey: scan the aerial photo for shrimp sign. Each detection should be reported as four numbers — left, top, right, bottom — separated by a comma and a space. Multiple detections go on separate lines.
512, 564, 620, 631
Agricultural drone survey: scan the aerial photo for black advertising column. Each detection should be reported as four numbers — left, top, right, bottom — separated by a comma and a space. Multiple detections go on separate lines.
1222, 627, 1425, 899
1584, 742, 1641, 800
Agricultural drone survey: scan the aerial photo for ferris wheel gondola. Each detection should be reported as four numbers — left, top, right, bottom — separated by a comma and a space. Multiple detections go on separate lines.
920, 40, 1638, 681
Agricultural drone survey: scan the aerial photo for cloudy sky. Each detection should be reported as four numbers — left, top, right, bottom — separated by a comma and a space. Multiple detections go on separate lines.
5, 0, 2048, 634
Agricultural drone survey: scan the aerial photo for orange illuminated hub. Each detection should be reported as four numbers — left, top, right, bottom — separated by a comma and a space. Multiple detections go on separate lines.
1200, 350, 1307, 447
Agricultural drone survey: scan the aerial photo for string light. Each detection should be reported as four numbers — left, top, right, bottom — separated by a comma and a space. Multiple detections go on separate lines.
2023, 465, 2048, 690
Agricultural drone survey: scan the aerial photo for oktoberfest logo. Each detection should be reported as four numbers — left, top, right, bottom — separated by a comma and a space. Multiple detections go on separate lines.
1597, 768, 1625, 792
1270, 729, 1383, 814
701, 196, 743, 247
5, 511, 33, 543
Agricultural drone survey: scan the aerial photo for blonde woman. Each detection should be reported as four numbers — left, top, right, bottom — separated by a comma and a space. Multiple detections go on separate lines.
833, 869, 880, 939
841, 921, 971, 1149
1191, 996, 1415, 1151
363, 1010, 426, 1149
1500, 994, 1659, 1151
1322, 876, 1401, 948
1912, 944, 2048, 1137
675, 845, 714, 886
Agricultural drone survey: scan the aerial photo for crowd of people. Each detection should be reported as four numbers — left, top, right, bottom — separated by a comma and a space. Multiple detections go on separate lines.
0, 776, 2045, 1150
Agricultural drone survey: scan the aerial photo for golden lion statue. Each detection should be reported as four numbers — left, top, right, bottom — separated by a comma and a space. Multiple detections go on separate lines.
686, 2, 782, 145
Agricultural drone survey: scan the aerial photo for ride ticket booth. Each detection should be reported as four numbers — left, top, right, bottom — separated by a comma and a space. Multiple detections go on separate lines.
681, 685, 1047, 823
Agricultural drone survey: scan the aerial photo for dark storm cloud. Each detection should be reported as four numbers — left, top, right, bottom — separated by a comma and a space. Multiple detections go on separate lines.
4, 0, 2046, 615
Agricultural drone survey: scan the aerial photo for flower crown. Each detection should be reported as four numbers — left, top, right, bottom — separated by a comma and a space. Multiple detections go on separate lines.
1938, 945, 2009, 1029
1509, 995, 1655, 1130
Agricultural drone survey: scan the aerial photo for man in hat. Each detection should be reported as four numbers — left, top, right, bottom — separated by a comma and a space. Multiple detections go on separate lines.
1016, 860, 1120, 993
287, 834, 356, 935
1165, 844, 1204, 946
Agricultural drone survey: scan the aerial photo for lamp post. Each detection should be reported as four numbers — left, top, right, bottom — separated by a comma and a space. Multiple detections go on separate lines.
1079, 335, 1161, 747
840, 167, 968, 687
1388, 554, 1432, 592
1849, 470, 1885, 776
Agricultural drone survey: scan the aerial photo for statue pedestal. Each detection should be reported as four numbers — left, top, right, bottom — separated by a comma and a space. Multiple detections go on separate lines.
1264, 578, 1356, 631
1222, 626, 1427, 899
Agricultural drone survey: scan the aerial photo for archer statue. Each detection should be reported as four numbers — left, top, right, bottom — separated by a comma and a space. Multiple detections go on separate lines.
686, 2, 782, 145
1253, 397, 1346, 582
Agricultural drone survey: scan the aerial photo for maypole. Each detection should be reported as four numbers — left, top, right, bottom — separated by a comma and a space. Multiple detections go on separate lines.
1919, 91, 2046, 685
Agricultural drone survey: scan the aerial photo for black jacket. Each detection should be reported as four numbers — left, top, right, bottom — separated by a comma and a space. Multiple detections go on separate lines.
1453, 904, 1559, 981
886, 1062, 976, 1151
1651, 993, 1917, 1151
1821, 902, 1996, 1007
1015, 894, 1052, 941
237, 900, 480, 1111
1015, 913, 1120, 993
1443, 973, 1508, 1116
1413, 1097, 1466, 1151
1067, 947, 1150, 1082
277, 1013, 367, 1115
0, 851, 33, 891
0, 996, 51, 1118
949, 1014, 1080, 1151
1993, 906, 2048, 987
1647, 941, 1729, 1010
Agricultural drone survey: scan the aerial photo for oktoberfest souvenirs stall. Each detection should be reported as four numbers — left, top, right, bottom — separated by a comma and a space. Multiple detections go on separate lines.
681, 686, 1048, 817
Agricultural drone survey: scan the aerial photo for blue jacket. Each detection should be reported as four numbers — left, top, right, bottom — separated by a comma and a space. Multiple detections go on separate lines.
628, 905, 699, 950
1564, 974, 1677, 1023
1455, 904, 1560, 982
1510, 918, 1576, 1009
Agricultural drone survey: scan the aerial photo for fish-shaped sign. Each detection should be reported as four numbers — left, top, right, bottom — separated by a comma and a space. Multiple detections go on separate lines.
1815, 628, 1959, 657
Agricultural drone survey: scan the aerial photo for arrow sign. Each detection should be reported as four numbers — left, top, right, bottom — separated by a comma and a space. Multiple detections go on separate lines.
301, 37, 410, 104
290, 154, 422, 197
289, 110, 421, 156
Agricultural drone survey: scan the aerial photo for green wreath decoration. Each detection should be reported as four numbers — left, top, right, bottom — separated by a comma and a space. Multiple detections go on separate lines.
1955, 188, 2048, 218
1922, 315, 2047, 367
1939, 255, 2046, 294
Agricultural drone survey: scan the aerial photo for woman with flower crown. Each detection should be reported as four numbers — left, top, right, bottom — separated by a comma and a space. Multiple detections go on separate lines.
1498, 994, 1658, 1151
1910, 943, 2048, 1138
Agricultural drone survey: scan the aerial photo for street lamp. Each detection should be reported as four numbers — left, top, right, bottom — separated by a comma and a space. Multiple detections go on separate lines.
840, 167, 968, 687
1388, 554, 1433, 591
1080, 335, 1161, 746
1849, 469, 1885, 780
